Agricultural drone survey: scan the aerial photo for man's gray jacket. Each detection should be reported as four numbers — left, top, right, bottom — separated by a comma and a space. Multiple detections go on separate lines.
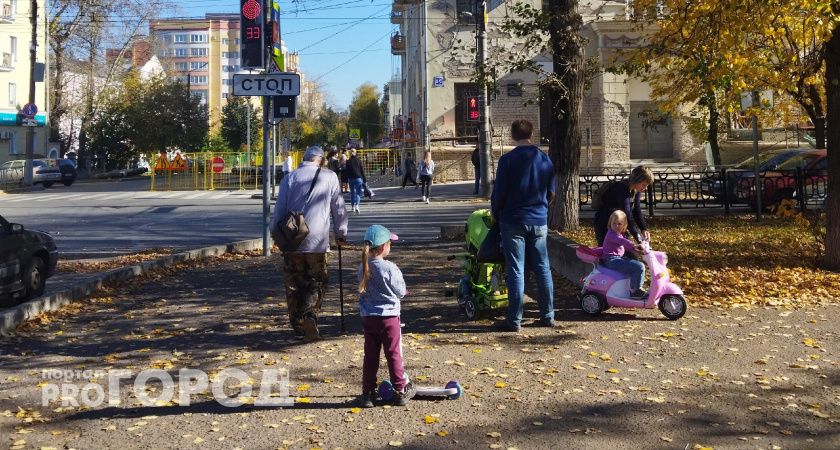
270, 161, 348, 253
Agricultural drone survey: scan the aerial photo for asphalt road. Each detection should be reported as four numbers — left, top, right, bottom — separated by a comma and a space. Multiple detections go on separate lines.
0, 178, 488, 259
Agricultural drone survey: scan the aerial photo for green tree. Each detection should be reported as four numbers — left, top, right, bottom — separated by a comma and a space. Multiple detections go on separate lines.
348, 83, 384, 146
220, 96, 260, 151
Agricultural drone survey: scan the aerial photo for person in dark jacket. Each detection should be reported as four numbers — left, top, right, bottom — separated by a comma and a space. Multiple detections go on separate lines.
345, 149, 367, 213
471, 145, 481, 194
401, 156, 417, 188
593, 165, 654, 245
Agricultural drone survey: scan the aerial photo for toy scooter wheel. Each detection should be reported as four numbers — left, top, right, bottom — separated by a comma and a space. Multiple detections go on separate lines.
378, 380, 395, 402
658, 294, 687, 320
464, 298, 479, 320
445, 380, 462, 400
580, 293, 605, 316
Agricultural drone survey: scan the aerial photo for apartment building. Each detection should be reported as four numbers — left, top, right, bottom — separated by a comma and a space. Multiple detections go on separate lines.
392, 0, 704, 166
0, 0, 49, 164
150, 13, 301, 129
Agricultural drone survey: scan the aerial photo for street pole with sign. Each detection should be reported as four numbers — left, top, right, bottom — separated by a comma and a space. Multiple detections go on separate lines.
23, 0, 38, 186
476, 0, 492, 199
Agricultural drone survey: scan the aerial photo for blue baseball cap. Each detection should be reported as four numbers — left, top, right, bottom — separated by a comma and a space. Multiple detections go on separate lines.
364, 224, 398, 247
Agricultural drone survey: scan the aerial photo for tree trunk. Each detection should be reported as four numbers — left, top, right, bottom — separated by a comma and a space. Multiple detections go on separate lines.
808, 84, 827, 149
824, 21, 840, 271
547, 0, 584, 231
705, 90, 722, 167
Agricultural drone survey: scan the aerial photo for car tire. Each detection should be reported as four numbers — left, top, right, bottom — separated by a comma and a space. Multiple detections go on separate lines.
42, 182, 54, 188
22, 256, 47, 300
63, 180, 74, 187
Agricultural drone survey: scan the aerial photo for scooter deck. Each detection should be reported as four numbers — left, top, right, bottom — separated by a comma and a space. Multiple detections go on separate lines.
378, 380, 462, 401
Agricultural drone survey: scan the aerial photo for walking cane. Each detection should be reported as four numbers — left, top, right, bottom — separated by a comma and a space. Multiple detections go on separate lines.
338, 242, 345, 333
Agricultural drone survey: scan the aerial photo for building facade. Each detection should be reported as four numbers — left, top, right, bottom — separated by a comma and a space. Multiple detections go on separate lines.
391, 0, 705, 167
0, 0, 49, 164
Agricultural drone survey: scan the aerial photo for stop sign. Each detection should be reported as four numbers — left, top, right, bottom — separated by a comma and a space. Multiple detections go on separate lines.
211, 156, 225, 173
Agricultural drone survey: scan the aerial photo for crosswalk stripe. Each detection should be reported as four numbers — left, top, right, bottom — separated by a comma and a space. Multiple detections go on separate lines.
182, 192, 208, 199
32, 194, 65, 202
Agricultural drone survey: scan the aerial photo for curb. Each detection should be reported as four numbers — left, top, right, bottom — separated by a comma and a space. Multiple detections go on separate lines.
0, 238, 264, 334
438, 225, 589, 286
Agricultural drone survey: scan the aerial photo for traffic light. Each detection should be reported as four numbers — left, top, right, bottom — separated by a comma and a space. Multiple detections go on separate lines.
240, 0, 265, 69
467, 96, 479, 122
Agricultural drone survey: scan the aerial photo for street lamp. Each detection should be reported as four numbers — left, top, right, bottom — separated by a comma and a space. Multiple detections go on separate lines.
185, 61, 209, 151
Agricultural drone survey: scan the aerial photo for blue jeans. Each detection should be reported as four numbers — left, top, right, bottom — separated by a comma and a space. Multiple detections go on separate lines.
500, 222, 554, 327
603, 256, 645, 291
349, 177, 364, 206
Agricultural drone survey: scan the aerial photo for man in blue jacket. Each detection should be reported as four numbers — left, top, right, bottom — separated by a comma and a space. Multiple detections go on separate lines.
491, 120, 557, 332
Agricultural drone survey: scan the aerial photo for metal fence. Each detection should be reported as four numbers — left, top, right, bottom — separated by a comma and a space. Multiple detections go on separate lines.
579, 167, 828, 214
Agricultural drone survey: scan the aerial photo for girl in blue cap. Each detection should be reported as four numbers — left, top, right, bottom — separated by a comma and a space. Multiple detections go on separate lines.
357, 224, 415, 407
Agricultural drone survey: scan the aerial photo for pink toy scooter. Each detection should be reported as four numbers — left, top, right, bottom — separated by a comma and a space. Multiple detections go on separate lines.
575, 241, 687, 320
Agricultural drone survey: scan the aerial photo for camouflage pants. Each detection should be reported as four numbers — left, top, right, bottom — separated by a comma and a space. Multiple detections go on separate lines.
282, 252, 328, 331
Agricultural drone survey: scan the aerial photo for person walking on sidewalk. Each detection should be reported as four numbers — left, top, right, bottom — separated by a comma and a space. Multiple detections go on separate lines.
270, 146, 348, 341
339, 149, 349, 193
471, 145, 481, 195
357, 225, 416, 407
418, 151, 435, 204
491, 120, 557, 332
401, 156, 418, 188
345, 149, 367, 213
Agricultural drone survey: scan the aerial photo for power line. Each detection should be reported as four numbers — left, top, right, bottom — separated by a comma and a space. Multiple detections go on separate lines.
312, 29, 391, 82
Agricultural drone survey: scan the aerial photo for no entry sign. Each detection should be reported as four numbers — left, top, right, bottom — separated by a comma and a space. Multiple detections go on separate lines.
212, 156, 225, 173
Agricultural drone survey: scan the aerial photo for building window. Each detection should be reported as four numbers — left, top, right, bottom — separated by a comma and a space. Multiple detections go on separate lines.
222, 79, 232, 85
175, 62, 188, 71
456, 0, 477, 24
454, 83, 479, 141
507, 82, 523, 97
8, 82, 15, 105
158, 50, 167, 58
190, 34, 207, 43
191, 47, 208, 57
190, 61, 206, 70
222, 51, 239, 59
235, 38, 240, 45
222, 93, 228, 99
190, 75, 208, 85
8, 132, 18, 154
175, 48, 188, 57
222, 38, 229, 45
174, 34, 187, 43
10, 37, 17, 62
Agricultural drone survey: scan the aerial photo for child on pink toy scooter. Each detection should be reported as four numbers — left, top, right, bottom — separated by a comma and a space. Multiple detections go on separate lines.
576, 211, 687, 320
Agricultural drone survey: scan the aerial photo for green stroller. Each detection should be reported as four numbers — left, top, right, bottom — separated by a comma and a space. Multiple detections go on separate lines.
450, 209, 508, 320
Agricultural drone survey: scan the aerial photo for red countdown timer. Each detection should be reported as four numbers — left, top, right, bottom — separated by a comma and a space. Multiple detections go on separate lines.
467, 96, 480, 121
240, 0, 264, 69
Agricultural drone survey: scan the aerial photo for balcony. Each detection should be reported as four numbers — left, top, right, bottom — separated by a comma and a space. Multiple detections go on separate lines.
0, 3, 12, 23
625, 0, 666, 20
390, 33, 406, 55
390, 10, 405, 24
0, 53, 13, 71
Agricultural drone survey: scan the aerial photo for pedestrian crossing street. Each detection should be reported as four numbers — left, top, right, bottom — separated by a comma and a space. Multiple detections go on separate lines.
1, 190, 263, 203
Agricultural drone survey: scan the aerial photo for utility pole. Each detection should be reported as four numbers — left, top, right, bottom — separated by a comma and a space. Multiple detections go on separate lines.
262, 97, 271, 256
476, 0, 492, 199
23, 0, 38, 186
246, 103, 251, 167
751, 90, 763, 220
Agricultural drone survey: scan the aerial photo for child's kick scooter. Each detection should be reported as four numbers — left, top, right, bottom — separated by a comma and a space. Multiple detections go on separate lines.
378, 379, 463, 401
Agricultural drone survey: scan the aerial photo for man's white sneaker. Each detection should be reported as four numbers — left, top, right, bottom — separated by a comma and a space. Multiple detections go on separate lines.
422, 196, 427, 202
425, 198, 430, 204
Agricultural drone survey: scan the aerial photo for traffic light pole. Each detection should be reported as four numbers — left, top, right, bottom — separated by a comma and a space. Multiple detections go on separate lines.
23, 0, 37, 186
477, 0, 492, 199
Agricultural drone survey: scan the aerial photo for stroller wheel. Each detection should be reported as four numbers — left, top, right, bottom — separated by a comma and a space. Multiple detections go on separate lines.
464, 298, 479, 320
456, 276, 471, 308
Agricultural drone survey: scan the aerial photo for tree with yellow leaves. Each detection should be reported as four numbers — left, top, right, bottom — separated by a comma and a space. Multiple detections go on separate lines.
624, 0, 840, 269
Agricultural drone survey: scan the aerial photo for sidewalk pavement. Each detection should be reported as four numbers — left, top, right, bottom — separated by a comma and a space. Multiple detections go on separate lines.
0, 242, 836, 449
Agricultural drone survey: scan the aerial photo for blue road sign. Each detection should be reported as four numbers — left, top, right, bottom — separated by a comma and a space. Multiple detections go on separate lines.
22, 103, 38, 117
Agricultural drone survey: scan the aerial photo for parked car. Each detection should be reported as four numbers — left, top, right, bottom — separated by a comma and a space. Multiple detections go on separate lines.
735, 149, 828, 208
704, 148, 810, 201
0, 215, 59, 306
57, 158, 77, 186
33, 159, 62, 187
0, 159, 62, 187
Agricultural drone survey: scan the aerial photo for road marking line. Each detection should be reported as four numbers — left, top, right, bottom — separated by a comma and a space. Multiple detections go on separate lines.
3, 196, 32, 202
59, 193, 86, 200
182, 192, 209, 199
209, 193, 230, 199
31, 194, 65, 202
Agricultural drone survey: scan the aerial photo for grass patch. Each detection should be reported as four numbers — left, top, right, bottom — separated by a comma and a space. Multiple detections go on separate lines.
559, 215, 839, 308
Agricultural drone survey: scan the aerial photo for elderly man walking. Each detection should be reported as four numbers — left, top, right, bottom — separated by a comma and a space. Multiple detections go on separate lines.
491, 120, 557, 332
271, 146, 348, 341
